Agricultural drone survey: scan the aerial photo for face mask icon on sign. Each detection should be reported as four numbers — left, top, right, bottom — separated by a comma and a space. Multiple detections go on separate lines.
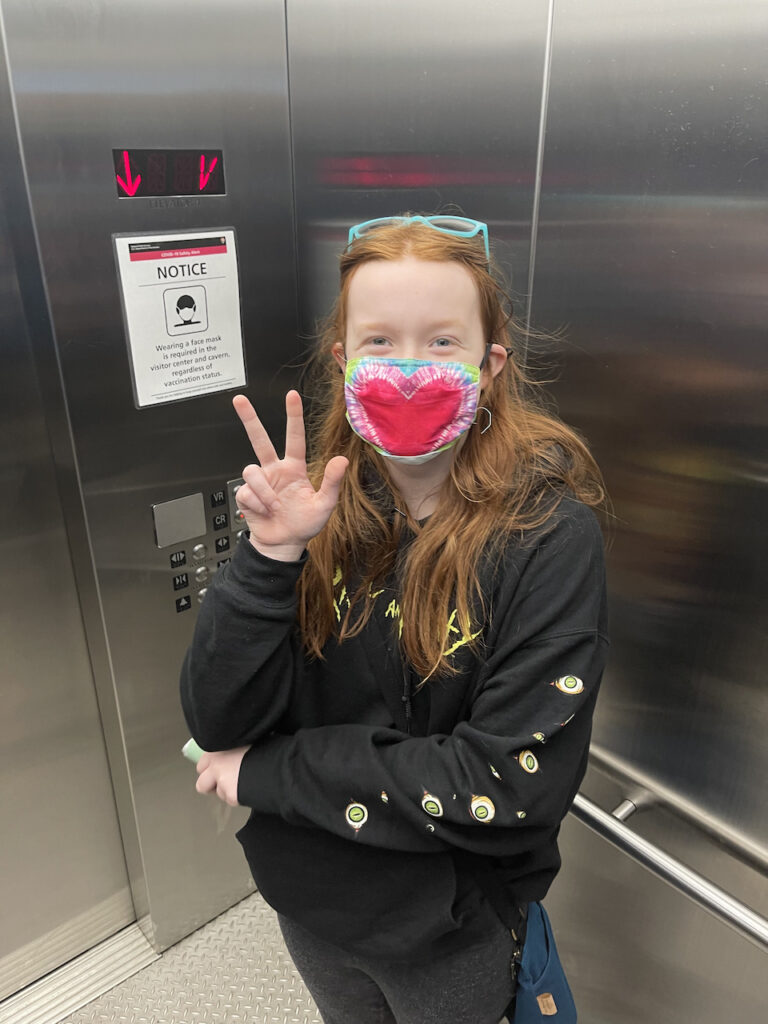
175, 294, 200, 326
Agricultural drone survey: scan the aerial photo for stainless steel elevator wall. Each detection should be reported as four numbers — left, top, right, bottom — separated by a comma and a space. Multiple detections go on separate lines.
534, 0, 768, 856
287, 0, 550, 331
1, 0, 299, 956
0, 28, 133, 1001
535, 5, 768, 1014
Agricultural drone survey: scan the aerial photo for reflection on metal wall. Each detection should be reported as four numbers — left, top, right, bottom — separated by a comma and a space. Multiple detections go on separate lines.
552, 787, 768, 1024
0, 35, 131, 1000
535, 0, 768, 853
1, 0, 299, 962
535, 1, 768, 1018
287, 0, 551, 330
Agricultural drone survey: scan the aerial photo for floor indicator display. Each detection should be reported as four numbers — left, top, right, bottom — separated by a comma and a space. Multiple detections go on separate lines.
113, 228, 246, 407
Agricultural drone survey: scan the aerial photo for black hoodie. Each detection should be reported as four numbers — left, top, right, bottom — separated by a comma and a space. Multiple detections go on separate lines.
180, 496, 608, 961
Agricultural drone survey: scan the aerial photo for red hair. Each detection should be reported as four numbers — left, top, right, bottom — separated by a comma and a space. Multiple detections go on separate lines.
298, 220, 605, 680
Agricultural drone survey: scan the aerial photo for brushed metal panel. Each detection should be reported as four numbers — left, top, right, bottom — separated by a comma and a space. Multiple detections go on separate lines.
2, 0, 299, 949
548, 810, 768, 1023
151, 493, 206, 549
287, 0, 551, 332
0, 24, 131, 999
579, 766, 768, 924
0, 925, 157, 1024
534, 0, 768, 861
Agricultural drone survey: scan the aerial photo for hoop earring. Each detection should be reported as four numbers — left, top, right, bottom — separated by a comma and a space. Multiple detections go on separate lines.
474, 406, 492, 434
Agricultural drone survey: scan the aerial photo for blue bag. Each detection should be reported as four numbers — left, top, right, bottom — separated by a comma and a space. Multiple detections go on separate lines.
512, 902, 577, 1022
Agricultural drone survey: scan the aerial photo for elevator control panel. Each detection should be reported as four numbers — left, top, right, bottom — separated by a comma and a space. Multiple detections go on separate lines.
154, 477, 245, 612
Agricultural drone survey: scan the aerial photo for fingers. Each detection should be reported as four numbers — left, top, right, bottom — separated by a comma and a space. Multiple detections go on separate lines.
195, 765, 216, 795
194, 753, 239, 805
234, 391, 308, 466
283, 390, 307, 464
318, 456, 349, 506
240, 465, 280, 513
232, 394, 279, 466
235, 485, 270, 517
196, 769, 235, 804
216, 781, 238, 807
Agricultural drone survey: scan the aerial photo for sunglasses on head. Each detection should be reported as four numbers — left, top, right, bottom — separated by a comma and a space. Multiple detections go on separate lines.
347, 215, 490, 262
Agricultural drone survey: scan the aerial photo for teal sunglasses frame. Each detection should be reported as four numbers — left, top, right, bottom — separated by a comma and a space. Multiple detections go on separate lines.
347, 215, 490, 262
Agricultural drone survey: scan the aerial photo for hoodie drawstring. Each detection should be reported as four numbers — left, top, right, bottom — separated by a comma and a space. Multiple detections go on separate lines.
401, 666, 413, 735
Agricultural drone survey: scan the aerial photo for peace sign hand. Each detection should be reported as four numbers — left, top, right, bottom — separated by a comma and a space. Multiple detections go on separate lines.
232, 391, 348, 562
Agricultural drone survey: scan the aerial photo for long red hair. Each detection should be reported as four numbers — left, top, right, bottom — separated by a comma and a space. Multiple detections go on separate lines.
298, 220, 605, 680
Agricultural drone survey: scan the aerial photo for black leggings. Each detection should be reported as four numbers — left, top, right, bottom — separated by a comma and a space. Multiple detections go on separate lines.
278, 910, 525, 1024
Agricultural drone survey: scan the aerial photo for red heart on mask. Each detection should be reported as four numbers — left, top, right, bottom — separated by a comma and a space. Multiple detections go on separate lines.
346, 361, 476, 456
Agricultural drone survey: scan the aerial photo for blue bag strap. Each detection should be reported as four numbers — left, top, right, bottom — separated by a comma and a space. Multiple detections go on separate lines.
519, 902, 549, 984
515, 902, 578, 1023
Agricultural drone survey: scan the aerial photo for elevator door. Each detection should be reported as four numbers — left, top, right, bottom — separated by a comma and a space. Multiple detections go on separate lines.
2, 0, 298, 956
0, 37, 132, 1000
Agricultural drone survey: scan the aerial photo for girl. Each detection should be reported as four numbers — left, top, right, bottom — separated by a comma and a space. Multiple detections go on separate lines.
181, 214, 608, 1024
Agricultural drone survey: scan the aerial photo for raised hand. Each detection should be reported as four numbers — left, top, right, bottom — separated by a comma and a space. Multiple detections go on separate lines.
232, 391, 348, 561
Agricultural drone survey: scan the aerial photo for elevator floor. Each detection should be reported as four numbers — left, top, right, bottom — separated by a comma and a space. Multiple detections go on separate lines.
60, 893, 322, 1024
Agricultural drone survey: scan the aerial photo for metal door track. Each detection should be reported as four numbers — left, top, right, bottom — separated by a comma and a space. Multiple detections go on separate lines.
0, 925, 157, 1024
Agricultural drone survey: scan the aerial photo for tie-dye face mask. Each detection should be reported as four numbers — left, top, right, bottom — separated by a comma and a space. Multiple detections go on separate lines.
344, 357, 481, 465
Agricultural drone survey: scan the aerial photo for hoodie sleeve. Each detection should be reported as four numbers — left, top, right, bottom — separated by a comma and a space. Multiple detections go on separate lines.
237, 503, 609, 856
179, 537, 306, 751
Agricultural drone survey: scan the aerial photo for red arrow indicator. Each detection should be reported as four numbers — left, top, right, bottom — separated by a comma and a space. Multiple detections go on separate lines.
199, 154, 218, 191
116, 150, 141, 196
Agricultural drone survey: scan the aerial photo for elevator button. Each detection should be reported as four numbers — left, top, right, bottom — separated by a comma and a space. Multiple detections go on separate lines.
228, 477, 245, 524
175, 595, 192, 613
234, 509, 246, 524
192, 543, 207, 562
197, 588, 208, 604
152, 493, 206, 549
172, 572, 189, 591
236, 529, 247, 541
170, 550, 187, 569
194, 566, 209, 583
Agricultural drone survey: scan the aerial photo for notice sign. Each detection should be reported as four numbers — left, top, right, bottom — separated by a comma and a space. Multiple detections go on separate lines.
113, 228, 246, 407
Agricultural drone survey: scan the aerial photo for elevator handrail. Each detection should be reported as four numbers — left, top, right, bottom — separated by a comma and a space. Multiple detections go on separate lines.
589, 743, 768, 876
570, 793, 768, 953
